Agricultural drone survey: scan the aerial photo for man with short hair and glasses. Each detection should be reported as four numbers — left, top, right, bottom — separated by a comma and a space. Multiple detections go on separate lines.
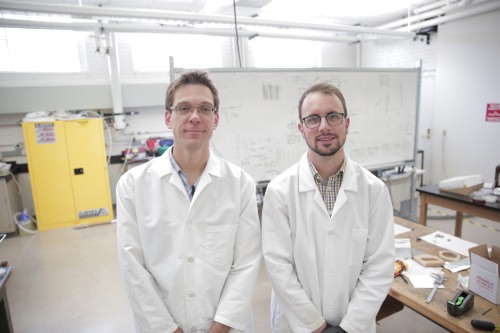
262, 82, 394, 333
116, 70, 261, 333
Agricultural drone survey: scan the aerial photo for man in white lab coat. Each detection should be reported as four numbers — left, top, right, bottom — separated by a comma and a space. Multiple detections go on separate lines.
262, 83, 394, 333
116, 71, 261, 333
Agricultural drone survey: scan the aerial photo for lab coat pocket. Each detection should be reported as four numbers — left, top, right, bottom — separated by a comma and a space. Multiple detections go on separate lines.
205, 225, 238, 268
348, 228, 368, 266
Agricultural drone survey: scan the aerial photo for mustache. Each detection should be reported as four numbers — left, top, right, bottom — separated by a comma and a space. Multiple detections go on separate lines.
316, 133, 337, 139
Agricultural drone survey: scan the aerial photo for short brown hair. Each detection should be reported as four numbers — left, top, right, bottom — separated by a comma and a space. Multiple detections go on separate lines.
298, 82, 347, 120
165, 70, 219, 112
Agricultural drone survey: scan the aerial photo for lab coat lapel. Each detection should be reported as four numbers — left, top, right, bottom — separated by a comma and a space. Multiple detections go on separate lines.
149, 151, 187, 196
297, 153, 328, 213
298, 153, 316, 193
331, 156, 358, 216
189, 149, 222, 205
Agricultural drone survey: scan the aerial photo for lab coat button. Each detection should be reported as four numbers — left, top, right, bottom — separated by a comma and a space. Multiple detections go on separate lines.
189, 292, 196, 298
190, 327, 197, 332
187, 257, 194, 263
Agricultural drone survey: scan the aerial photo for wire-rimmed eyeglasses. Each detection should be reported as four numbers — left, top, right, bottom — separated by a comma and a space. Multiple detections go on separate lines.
170, 104, 216, 116
302, 112, 345, 128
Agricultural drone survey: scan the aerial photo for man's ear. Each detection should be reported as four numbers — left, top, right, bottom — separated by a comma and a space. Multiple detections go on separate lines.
165, 110, 172, 129
213, 112, 220, 130
298, 122, 305, 139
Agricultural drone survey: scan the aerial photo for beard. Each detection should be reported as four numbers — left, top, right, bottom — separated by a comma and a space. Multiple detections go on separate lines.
307, 135, 346, 157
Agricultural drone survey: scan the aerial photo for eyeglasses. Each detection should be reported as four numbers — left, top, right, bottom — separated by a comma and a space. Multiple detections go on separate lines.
170, 104, 216, 116
302, 112, 345, 128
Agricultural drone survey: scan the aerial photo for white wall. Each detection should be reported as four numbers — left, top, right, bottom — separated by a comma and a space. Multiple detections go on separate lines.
432, 10, 500, 184
361, 9, 500, 185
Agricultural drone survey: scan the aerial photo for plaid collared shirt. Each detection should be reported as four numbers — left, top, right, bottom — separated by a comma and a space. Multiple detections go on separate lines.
307, 156, 346, 216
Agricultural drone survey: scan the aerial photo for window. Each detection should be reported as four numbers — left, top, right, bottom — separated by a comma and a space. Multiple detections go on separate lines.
248, 37, 322, 68
0, 28, 84, 72
122, 33, 229, 71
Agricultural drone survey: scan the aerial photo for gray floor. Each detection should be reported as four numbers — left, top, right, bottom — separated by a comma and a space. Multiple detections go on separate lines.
1, 205, 498, 333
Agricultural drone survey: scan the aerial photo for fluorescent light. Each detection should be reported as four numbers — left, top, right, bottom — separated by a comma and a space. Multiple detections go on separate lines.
260, 0, 411, 20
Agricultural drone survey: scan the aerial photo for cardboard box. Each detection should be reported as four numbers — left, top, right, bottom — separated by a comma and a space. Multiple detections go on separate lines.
468, 244, 500, 304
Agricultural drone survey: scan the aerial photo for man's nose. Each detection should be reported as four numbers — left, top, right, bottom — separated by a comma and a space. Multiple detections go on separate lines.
188, 109, 202, 120
318, 116, 330, 129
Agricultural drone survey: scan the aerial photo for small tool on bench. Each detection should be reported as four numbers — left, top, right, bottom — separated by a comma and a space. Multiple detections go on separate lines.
426, 272, 446, 304
471, 320, 500, 331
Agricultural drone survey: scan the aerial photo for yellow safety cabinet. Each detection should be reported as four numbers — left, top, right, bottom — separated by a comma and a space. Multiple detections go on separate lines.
22, 118, 113, 231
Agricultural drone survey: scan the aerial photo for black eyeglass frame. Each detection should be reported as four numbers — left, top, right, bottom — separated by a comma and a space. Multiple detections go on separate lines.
301, 112, 346, 128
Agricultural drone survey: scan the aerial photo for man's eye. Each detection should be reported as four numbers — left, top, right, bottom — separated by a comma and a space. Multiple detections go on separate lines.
177, 106, 191, 112
200, 106, 212, 113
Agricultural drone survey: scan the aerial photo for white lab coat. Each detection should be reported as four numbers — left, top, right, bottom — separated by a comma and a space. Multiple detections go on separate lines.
116, 147, 261, 333
262, 153, 394, 333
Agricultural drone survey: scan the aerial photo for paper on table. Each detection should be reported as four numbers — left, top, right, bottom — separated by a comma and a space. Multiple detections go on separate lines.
394, 224, 411, 235
401, 259, 444, 288
418, 231, 477, 257
444, 258, 470, 273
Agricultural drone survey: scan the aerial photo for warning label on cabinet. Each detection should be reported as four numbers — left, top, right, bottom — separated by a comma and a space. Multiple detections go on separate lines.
486, 103, 500, 122
35, 123, 56, 144
78, 208, 109, 219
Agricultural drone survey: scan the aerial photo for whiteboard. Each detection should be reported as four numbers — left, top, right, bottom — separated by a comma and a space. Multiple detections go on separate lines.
176, 67, 421, 182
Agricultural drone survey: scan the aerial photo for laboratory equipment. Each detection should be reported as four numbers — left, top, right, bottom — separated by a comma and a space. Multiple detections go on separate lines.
0, 174, 22, 234
22, 117, 113, 230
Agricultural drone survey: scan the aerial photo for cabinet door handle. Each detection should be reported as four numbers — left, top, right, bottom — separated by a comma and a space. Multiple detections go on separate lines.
74, 168, 84, 175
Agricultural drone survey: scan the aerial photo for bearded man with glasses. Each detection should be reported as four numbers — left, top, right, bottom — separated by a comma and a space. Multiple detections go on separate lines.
262, 82, 395, 333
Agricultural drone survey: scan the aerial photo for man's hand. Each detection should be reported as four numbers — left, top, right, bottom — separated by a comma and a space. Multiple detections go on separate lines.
312, 321, 327, 333
173, 328, 184, 333
208, 321, 231, 333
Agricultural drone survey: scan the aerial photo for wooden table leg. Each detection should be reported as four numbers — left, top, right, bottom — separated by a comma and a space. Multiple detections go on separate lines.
419, 193, 428, 226
455, 212, 463, 237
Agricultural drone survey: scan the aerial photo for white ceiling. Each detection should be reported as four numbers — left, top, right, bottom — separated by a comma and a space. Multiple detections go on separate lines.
1, 0, 499, 42
0, 0, 427, 25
